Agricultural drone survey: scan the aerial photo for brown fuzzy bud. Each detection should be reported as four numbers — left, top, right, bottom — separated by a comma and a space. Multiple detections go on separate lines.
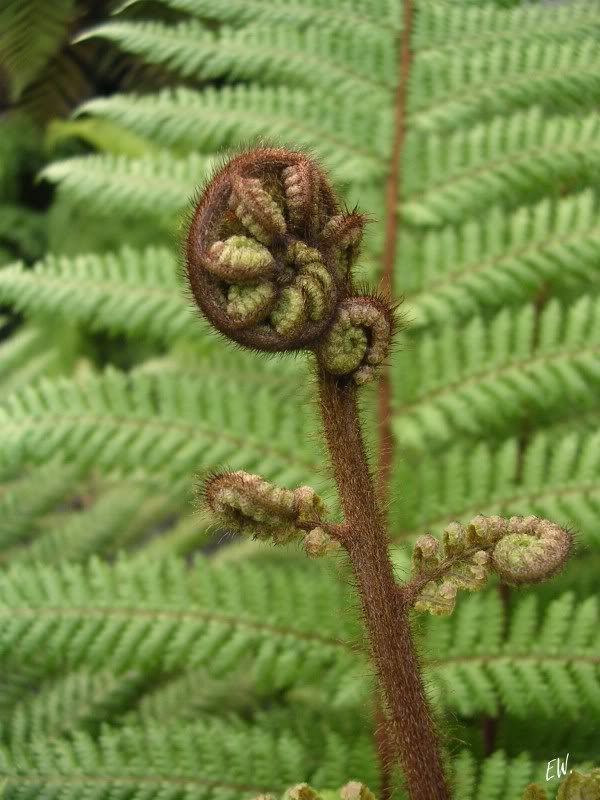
412, 514, 572, 615
204, 471, 326, 544
414, 579, 457, 616
185, 147, 395, 383
491, 516, 572, 586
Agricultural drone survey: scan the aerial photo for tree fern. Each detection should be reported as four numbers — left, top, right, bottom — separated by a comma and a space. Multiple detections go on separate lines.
392, 427, 600, 547
0, 248, 195, 342
401, 190, 600, 331
423, 589, 600, 721
0, 557, 359, 689
2, 0, 600, 796
393, 296, 600, 453
0, 368, 323, 491
0, 0, 76, 100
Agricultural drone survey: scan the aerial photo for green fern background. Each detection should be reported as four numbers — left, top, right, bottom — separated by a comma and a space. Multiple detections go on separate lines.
1, 0, 599, 797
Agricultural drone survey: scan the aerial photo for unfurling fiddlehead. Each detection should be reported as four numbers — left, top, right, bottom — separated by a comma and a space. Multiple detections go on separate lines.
409, 515, 572, 615
203, 470, 340, 556
185, 147, 395, 384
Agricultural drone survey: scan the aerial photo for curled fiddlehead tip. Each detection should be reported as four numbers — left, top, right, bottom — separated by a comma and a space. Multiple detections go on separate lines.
185, 147, 395, 383
203, 470, 327, 545
411, 514, 572, 615
472, 514, 572, 586
316, 294, 396, 384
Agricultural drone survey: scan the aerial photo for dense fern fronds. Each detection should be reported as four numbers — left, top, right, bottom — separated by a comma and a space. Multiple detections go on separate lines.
0, 368, 323, 490
401, 109, 600, 227
0, 557, 359, 688
3, 0, 600, 793
0, 463, 81, 552
412, 1, 600, 53
0, 325, 60, 397
10, 482, 190, 564
41, 151, 213, 221
391, 428, 600, 545
423, 590, 600, 721
0, 248, 195, 343
78, 20, 396, 101
0, 716, 378, 798
401, 191, 600, 331
0, 0, 75, 100
407, 38, 600, 133
0, 670, 148, 744
115, 0, 400, 34
75, 87, 387, 182
392, 296, 600, 453
450, 750, 590, 800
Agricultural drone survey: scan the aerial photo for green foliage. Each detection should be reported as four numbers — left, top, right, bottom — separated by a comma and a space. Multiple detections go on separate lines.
0, 0, 76, 101
423, 590, 600, 720
1, 0, 599, 796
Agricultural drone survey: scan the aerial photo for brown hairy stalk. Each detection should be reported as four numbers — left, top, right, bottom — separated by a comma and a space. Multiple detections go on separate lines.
319, 370, 450, 800
185, 146, 450, 798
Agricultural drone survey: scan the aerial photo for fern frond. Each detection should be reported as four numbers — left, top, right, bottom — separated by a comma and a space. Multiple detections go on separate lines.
76, 87, 386, 182
0, 203, 46, 262
408, 38, 600, 133
10, 483, 190, 564
424, 590, 600, 721
0, 0, 75, 99
393, 296, 600, 453
41, 151, 215, 220
115, 0, 399, 36
0, 368, 323, 489
0, 670, 147, 744
0, 717, 377, 797
0, 326, 59, 397
132, 511, 214, 559
451, 750, 588, 800
401, 190, 600, 331
413, 0, 600, 54
0, 248, 196, 343
0, 557, 359, 688
402, 109, 600, 227
80, 19, 394, 102
392, 428, 600, 547
0, 463, 80, 551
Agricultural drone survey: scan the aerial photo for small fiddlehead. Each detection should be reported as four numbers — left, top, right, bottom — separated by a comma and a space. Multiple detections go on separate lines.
408, 514, 572, 615
203, 470, 340, 556
185, 147, 395, 384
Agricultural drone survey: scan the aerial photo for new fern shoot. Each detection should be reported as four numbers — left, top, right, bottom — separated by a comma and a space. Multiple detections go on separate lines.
2, 0, 600, 798
184, 148, 573, 800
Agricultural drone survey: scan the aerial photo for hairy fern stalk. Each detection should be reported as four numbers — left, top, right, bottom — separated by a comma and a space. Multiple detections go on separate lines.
1, 0, 600, 798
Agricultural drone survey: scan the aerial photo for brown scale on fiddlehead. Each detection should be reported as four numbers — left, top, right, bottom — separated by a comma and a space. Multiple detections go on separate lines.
185, 147, 395, 384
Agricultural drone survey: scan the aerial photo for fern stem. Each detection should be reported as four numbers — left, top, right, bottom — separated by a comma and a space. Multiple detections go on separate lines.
318, 369, 449, 800
378, 0, 414, 502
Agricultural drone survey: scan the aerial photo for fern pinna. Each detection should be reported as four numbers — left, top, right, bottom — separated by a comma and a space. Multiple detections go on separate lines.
0, 0, 599, 798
